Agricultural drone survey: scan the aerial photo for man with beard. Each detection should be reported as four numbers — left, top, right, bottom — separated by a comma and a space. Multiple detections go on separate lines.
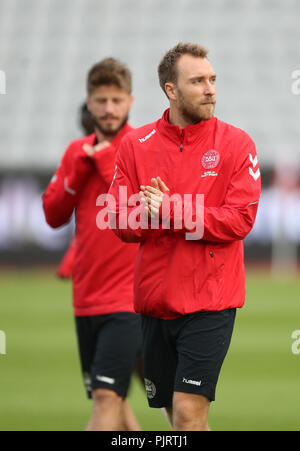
43, 58, 142, 431
108, 43, 261, 430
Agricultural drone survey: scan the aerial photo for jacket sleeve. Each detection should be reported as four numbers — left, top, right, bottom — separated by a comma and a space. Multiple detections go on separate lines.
166, 136, 261, 242
107, 139, 149, 243
56, 236, 76, 279
92, 144, 116, 187
42, 144, 93, 228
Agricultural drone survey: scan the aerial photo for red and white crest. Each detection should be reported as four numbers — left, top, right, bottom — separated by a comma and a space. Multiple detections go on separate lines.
201, 150, 220, 170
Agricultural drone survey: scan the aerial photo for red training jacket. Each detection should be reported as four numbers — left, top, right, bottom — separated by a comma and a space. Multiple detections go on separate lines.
43, 124, 139, 316
57, 237, 76, 279
108, 109, 261, 319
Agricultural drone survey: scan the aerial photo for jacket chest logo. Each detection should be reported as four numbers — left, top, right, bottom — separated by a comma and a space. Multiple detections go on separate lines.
201, 150, 220, 169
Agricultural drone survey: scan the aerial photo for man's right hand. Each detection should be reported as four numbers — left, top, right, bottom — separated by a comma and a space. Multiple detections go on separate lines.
82, 141, 111, 157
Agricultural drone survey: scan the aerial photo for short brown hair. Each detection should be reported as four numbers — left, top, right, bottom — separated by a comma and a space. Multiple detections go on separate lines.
158, 42, 208, 96
87, 57, 132, 95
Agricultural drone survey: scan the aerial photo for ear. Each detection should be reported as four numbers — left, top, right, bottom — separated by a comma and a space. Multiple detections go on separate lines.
86, 96, 92, 112
128, 94, 134, 110
165, 82, 177, 101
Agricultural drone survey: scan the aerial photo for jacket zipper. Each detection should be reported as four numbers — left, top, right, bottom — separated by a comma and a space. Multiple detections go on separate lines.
180, 131, 184, 152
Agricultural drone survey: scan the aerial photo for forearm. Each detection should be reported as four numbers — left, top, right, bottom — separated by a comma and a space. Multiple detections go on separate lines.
43, 150, 93, 228
108, 205, 149, 243
43, 183, 77, 228
201, 203, 259, 242
159, 193, 258, 243
93, 145, 116, 186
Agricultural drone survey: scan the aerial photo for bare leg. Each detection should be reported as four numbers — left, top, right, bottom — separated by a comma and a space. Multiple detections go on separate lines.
172, 392, 211, 431
161, 407, 173, 428
86, 389, 141, 431
86, 388, 123, 431
119, 399, 142, 431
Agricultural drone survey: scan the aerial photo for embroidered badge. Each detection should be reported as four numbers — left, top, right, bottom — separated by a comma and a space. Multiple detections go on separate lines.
201, 150, 220, 170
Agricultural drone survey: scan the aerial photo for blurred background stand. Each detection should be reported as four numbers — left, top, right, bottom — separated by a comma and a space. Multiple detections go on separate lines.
270, 163, 300, 276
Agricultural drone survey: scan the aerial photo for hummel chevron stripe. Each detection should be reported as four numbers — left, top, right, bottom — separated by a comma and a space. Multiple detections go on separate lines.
64, 177, 76, 196
249, 167, 261, 181
249, 153, 258, 168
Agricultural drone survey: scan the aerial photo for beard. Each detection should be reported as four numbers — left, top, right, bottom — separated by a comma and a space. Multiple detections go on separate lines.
177, 88, 215, 124
91, 113, 129, 138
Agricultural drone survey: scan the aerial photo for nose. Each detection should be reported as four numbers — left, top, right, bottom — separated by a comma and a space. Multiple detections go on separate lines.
204, 80, 216, 96
104, 100, 115, 115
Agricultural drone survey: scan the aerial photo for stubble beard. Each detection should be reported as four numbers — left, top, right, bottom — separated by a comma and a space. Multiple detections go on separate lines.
177, 89, 215, 124
91, 114, 129, 138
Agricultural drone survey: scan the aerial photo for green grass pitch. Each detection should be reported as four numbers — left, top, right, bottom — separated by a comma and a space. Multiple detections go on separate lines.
0, 269, 299, 431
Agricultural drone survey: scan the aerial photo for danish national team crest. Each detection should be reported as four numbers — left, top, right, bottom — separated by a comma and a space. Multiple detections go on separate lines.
201, 150, 220, 170
144, 378, 156, 399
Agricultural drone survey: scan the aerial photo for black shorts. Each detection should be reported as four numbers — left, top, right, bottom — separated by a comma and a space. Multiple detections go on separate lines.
75, 312, 142, 399
141, 308, 236, 407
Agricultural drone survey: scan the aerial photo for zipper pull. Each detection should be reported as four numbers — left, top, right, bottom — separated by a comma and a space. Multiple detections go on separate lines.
180, 144, 183, 152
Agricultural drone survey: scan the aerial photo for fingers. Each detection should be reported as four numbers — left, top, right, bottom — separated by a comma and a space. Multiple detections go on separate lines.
140, 191, 161, 207
148, 205, 160, 218
139, 190, 161, 218
144, 187, 162, 197
150, 177, 170, 193
150, 177, 169, 193
139, 177, 169, 218
147, 196, 162, 210
140, 177, 169, 195
82, 143, 95, 157
139, 191, 152, 218
143, 189, 163, 204
139, 191, 147, 204
82, 141, 110, 157
157, 176, 169, 192
94, 141, 110, 152
151, 178, 159, 190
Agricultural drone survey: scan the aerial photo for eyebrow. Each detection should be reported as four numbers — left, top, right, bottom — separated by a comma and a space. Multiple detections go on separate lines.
189, 74, 217, 81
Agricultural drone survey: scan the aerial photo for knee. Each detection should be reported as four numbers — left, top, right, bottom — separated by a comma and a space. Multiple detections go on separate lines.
173, 393, 210, 431
174, 399, 196, 425
92, 388, 122, 407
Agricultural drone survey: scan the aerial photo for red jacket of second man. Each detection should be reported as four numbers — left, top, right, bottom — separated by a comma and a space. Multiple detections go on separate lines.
108, 110, 262, 320
43, 124, 139, 317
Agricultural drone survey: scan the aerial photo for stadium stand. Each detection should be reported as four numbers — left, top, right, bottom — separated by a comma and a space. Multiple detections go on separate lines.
0, 0, 299, 170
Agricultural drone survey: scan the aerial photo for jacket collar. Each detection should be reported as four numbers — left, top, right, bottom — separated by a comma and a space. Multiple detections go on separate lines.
157, 108, 216, 144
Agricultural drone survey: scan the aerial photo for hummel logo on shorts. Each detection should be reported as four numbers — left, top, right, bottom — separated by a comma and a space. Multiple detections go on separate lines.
96, 375, 115, 385
182, 377, 202, 386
